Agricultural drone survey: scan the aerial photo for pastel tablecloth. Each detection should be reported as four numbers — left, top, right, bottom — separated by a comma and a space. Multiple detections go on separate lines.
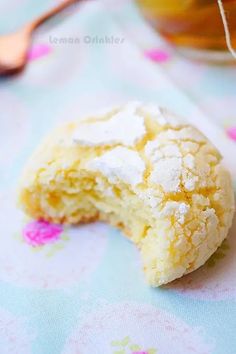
0, 1, 236, 353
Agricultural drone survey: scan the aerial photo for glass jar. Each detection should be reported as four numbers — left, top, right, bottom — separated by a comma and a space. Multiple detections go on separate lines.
136, 0, 236, 63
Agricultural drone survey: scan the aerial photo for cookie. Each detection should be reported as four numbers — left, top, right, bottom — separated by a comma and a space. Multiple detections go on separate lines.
18, 102, 235, 286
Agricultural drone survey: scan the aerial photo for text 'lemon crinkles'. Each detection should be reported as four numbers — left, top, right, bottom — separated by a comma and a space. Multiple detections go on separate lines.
18, 102, 235, 286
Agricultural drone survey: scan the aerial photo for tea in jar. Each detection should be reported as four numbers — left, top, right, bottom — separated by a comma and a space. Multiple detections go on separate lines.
136, 0, 236, 62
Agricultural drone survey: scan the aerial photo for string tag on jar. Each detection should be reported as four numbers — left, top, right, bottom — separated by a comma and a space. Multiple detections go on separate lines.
217, 0, 236, 60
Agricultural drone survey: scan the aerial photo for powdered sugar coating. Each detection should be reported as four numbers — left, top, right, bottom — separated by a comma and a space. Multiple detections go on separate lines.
72, 102, 146, 147
87, 146, 145, 187
19, 101, 235, 286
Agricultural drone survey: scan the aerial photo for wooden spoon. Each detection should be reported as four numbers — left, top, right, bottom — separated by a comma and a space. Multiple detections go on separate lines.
0, 0, 82, 76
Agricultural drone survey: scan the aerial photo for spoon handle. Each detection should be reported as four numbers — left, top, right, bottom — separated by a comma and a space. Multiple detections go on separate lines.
29, 0, 82, 31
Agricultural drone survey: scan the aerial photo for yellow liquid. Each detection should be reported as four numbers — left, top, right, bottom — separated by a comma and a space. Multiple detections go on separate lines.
137, 0, 236, 51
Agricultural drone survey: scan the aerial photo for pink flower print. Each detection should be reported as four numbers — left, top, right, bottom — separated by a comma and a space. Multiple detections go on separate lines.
132, 352, 148, 354
226, 126, 236, 142
23, 220, 63, 246
144, 48, 171, 63
27, 44, 52, 61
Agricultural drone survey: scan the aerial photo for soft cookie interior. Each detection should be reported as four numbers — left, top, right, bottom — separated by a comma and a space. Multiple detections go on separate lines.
19, 102, 235, 286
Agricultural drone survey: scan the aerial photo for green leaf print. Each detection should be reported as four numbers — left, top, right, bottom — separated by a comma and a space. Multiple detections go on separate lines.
147, 348, 158, 354
46, 249, 56, 258
111, 340, 121, 347
206, 239, 230, 268
129, 344, 141, 351
31, 246, 44, 253
111, 336, 157, 354
121, 336, 130, 347
45, 242, 66, 258
61, 234, 70, 241
52, 243, 65, 251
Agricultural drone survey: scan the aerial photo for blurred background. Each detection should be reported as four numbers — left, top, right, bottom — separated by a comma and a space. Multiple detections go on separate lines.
0, 2, 236, 353
0, 0, 236, 125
